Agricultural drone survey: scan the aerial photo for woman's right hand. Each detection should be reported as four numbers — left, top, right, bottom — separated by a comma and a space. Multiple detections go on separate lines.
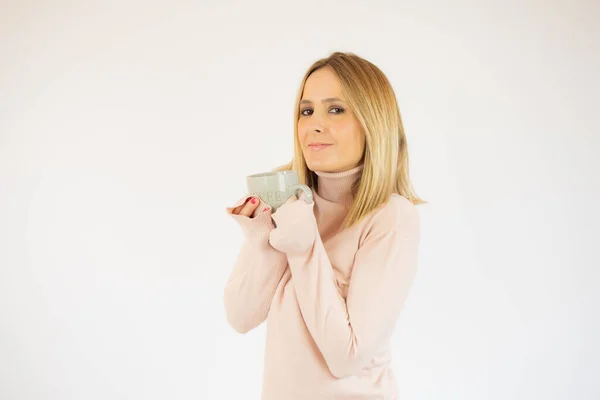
230, 196, 261, 217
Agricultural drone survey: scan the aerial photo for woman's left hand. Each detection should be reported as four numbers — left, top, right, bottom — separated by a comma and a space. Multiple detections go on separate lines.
269, 194, 318, 255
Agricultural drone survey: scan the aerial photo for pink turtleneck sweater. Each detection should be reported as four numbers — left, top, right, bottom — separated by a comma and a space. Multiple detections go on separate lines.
224, 164, 421, 399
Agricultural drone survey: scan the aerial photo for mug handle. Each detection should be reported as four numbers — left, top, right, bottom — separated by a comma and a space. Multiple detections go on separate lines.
290, 184, 313, 204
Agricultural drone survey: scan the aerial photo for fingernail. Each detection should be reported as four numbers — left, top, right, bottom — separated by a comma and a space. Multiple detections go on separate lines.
263, 207, 269, 212
251, 198, 257, 204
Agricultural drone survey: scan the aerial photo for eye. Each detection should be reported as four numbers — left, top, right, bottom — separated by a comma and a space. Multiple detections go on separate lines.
299, 107, 345, 116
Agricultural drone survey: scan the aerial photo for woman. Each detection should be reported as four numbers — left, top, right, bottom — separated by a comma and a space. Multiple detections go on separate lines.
224, 51, 426, 399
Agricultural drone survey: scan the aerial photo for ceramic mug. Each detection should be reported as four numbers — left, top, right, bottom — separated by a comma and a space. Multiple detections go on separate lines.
246, 170, 313, 211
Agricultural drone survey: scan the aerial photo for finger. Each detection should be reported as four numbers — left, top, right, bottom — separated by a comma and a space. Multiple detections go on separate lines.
239, 197, 259, 217
231, 198, 250, 215
284, 195, 297, 205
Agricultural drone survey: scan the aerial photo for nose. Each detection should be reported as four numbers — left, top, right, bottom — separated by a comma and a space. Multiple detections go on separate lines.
301, 107, 327, 136
303, 123, 324, 136
307, 117, 325, 135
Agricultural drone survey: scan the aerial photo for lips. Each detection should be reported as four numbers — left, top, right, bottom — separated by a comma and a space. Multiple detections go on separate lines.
308, 143, 332, 150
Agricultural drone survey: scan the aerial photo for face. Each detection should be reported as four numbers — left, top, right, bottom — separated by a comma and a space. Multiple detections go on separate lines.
297, 67, 366, 172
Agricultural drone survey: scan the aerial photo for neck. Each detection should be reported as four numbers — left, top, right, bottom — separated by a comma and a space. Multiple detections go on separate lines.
313, 163, 364, 204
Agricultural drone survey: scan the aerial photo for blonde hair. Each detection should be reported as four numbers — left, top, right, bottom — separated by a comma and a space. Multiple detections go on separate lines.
274, 51, 427, 229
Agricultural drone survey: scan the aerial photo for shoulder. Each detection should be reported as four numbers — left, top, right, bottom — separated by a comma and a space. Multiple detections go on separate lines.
360, 194, 420, 242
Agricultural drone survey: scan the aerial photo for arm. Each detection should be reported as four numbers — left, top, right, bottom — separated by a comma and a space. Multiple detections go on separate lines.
223, 196, 288, 334
269, 196, 420, 378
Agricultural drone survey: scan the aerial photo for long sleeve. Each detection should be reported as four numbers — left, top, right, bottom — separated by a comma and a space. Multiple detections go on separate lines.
270, 197, 420, 378
223, 196, 288, 334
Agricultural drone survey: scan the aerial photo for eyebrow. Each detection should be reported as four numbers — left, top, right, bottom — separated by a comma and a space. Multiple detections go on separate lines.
300, 97, 345, 105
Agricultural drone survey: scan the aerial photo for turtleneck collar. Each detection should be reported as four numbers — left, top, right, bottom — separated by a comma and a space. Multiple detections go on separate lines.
313, 163, 364, 204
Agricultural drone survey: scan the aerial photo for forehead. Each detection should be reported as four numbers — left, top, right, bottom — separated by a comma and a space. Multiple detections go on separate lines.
302, 67, 343, 99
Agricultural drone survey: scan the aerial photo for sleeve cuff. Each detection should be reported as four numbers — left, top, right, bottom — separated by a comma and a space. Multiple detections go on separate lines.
269, 200, 317, 254
226, 195, 275, 239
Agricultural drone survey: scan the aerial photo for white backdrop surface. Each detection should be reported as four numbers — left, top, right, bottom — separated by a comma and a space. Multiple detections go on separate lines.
1, 1, 598, 399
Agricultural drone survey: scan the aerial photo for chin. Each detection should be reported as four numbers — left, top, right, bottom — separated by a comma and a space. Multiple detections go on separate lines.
305, 158, 324, 170
305, 159, 339, 172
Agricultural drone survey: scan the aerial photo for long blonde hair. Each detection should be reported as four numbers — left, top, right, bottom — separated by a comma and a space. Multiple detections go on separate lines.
275, 51, 427, 229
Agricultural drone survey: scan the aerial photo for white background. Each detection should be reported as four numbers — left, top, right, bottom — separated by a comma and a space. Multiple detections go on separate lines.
1, 1, 599, 399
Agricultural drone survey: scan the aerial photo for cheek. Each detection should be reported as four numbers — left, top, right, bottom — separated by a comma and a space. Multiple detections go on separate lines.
333, 122, 364, 150
357, 133, 366, 152
297, 122, 307, 142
